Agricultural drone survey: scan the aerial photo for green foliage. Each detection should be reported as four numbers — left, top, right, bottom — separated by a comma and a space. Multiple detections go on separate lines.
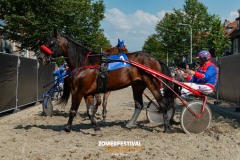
207, 18, 231, 57
142, 0, 231, 63
142, 34, 165, 59
0, 0, 111, 52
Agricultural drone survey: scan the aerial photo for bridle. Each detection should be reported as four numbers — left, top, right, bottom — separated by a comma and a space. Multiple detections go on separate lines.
40, 37, 68, 63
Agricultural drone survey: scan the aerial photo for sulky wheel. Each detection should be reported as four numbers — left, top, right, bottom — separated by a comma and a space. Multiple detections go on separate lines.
42, 94, 53, 117
146, 100, 175, 124
180, 100, 212, 134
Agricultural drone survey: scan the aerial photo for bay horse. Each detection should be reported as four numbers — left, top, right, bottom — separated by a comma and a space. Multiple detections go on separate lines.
101, 39, 129, 119
39, 30, 179, 135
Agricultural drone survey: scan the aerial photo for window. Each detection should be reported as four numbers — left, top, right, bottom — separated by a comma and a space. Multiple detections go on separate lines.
238, 37, 240, 53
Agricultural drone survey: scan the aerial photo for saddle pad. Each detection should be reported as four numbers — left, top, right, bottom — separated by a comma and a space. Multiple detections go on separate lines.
107, 54, 130, 71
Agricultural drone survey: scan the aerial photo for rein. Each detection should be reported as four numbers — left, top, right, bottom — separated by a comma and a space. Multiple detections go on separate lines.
43, 64, 99, 88
51, 56, 68, 61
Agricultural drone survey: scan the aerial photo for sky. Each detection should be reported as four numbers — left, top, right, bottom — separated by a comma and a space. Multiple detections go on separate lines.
101, 0, 240, 52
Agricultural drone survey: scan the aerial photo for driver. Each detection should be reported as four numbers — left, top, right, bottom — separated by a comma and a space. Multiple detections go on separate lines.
180, 50, 218, 96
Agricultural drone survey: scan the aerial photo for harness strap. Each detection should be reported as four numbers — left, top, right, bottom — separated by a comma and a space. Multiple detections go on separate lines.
43, 65, 99, 88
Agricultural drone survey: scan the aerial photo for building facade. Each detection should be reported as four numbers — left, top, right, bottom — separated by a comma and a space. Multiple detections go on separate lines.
224, 9, 240, 55
0, 26, 36, 59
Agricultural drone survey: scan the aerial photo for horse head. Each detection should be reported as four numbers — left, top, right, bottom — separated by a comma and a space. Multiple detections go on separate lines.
38, 29, 67, 65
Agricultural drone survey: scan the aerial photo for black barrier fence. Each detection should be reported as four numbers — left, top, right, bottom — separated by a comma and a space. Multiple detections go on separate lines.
38, 63, 56, 100
0, 53, 55, 113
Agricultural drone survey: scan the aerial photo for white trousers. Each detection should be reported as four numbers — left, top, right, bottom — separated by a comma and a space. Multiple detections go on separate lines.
181, 82, 213, 96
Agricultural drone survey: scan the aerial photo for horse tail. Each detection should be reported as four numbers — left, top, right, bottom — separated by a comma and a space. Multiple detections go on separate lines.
56, 77, 71, 107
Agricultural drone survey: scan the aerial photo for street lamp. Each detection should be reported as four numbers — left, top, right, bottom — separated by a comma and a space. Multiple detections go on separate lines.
178, 23, 192, 63
167, 48, 168, 66
163, 44, 168, 66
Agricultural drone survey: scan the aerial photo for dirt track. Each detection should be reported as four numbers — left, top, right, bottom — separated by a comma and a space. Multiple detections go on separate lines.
0, 87, 240, 160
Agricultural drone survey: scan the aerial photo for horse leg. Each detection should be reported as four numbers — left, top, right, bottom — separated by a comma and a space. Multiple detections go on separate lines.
162, 88, 176, 132
86, 95, 102, 135
102, 91, 110, 119
95, 94, 102, 106
145, 78, 172, 133
63, 93, 82, 132
126, 81, 146, 128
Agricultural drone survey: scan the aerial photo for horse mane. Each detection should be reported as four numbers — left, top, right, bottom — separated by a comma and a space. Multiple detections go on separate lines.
62, 35, 97, 68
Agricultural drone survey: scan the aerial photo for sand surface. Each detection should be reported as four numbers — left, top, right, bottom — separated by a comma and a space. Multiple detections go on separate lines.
0, 87, 240, 160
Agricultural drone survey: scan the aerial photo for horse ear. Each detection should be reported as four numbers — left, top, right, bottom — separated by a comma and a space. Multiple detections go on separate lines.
53, 28, 58, 38
118, 38, 121, 45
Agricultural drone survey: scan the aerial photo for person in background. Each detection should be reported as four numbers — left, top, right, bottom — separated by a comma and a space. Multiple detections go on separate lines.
53, 64, 67, 90
178, 50, 218, 96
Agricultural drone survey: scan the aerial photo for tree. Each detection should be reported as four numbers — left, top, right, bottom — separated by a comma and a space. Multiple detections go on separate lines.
142, 34, 165, 59
143, 0, 231, 63
0, 0, 111, 52
155, 9, 185, 58
207, 18, 230, 57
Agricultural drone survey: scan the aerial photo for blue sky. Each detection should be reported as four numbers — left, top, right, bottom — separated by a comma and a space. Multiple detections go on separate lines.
101, 0, 240, 51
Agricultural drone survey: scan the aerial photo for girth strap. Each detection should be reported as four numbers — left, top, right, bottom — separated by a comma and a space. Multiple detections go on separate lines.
97, 55, 108, 93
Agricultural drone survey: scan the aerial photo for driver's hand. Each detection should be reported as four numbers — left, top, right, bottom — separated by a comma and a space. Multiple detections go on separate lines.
182, 73, 189, 78
186, 69, 195, 75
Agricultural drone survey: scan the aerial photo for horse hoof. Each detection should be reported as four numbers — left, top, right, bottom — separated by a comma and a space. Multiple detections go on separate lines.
164, 127, 172, 133
125, 123, 137, 129
92, 130, 102, 136
63, 126, 71, 132
102, 110, 107, 118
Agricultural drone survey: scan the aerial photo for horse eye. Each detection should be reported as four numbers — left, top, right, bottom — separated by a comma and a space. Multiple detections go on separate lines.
51, 41, 54, 44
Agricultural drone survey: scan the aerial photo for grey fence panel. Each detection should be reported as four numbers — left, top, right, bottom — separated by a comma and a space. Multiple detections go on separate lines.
218, 54, 240, 104
17, 57, 38, 107
0, 53, 18, 112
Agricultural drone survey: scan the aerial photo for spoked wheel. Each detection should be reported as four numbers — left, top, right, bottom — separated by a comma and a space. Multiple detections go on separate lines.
146, 100, 175, 124
42, 93, 53, 117
180, 100, 212, 134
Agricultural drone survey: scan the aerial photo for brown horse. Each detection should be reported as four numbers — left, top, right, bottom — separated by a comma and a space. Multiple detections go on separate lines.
101, 39, 129, 119
39, 30, 179, 135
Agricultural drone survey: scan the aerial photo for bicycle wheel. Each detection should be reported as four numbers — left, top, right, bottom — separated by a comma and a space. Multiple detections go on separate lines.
42, 94, 53, 116
180, 100, 212, 134
146, 100, 174, 124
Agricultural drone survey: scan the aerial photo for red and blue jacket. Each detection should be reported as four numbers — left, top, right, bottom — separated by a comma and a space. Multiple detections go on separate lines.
53, 67, 66, 83
186, 61, 218, 90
